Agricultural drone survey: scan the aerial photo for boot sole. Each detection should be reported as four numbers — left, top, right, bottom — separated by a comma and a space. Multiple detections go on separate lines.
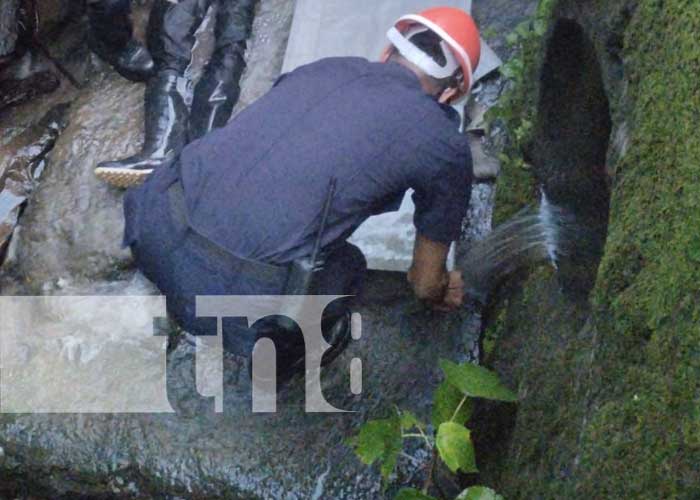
94, 167, 153, 189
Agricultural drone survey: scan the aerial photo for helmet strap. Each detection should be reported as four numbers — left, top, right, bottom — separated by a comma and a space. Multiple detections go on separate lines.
386, 26, 460, 80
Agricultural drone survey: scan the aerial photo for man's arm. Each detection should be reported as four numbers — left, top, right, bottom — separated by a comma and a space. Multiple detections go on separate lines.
407, 234, 464, 310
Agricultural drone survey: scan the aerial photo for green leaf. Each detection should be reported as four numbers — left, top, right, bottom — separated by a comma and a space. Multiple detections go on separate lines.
351, 415, 402, 480
501, 57, 525, 81
439, 360, 518, 402
395, 488, 438, 500
399, 410, 423, 431
505, 32, 519, 47
481, 27, 498, 41
500, 60, 519, 80
515, 20, 531, 38
436, 422, 477, 474
432, 381, 473, 428
536, 0, 556, 18
533, 18, 547, 36
456, 486, 504, 500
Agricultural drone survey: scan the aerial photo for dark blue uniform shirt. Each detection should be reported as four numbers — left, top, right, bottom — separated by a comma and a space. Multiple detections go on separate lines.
178, 57, 473, 264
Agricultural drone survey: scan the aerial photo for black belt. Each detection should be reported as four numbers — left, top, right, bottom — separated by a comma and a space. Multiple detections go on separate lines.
166, 180, 290, 285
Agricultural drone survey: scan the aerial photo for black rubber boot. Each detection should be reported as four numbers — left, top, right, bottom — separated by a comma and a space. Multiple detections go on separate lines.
87, 0, 155, 82
95, 70, 188, 188
188, 45, 247, 141
248, 311, 353, 386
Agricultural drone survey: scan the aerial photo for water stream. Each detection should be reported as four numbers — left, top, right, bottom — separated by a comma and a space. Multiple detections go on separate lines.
459, 188, 587, 303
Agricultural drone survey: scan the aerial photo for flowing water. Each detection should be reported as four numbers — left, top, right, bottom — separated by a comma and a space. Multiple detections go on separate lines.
459, 189, 593, 303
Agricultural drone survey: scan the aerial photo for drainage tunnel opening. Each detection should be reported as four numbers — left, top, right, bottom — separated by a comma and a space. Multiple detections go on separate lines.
534, 19, 612, 296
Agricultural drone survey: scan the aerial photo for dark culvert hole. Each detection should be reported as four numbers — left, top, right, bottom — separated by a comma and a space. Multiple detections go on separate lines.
534, 19, 612, 297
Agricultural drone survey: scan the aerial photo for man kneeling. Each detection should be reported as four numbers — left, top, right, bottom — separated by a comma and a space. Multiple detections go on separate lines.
119, 7, 481, 381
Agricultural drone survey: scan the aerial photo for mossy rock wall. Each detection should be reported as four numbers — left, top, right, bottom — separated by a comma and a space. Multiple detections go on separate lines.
480, 0, 700, 497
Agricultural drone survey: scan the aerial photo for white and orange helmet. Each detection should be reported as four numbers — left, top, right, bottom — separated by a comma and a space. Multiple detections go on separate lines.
381, 7, 481, 101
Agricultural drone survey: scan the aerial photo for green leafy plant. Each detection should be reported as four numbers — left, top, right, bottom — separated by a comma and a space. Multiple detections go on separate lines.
488, 0, 555, 157
347, 360, 517, 499
486, 0, 557, 224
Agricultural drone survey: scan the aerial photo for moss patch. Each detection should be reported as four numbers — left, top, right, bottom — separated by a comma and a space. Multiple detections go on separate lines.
579, 0, 700, 496
487, 0, 557, 224
480, 0, 700, 497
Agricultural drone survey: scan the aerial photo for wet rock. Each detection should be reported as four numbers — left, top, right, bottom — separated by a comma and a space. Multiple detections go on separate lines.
0, 271, 470, 499
0, 70, 60, 111
469, 134, 501, 180
0, 103, 69, 264
3, 71, 143, 288
475, 0, 700, 497
233, 0, 296, 114
472, 0, 538, 60
32, 0, 81, 39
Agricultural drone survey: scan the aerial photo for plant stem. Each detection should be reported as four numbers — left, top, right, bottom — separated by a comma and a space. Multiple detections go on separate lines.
450, 395, 469, 422
422, 446, 438, 494
402, 430, 432, 448
417, 425, 433, 446
400, 452, 422, 467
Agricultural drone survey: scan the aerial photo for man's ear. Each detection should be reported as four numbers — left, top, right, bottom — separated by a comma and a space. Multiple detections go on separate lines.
438, 87, 459, 104
380, 46, 395, 63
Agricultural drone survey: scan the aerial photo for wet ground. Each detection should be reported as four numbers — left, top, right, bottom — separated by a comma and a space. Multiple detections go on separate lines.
0, 0, 539, 497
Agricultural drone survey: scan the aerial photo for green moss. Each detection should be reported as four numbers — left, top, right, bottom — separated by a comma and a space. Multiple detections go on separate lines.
578, 0, 700, 495
488, 0, 556, 224
479, 265, 593, 498
481, 0, 700, 497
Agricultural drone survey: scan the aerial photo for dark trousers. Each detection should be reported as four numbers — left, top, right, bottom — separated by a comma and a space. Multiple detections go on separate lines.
86, 0, 133, 51
148, 0, 255, 74
124, 164, 367, 360
87, 0, 255, 73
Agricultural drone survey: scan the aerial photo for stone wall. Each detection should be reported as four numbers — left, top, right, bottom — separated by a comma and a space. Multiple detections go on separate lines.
479, 0, 700, 497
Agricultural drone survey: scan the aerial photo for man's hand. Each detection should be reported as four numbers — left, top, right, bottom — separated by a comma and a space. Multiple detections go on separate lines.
408, 235, 464, 312
433, 270, 464, 312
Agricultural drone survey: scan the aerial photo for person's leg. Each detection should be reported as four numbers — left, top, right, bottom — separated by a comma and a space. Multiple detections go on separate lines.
316, 241, 367, 314
94, 0, 211, 188
86, 0, 154, 82
188, 0, 256, 141
315, 242, 367, 365
247, 242, 367, 384
147, 0, 213, 76
257, 241, 367, 382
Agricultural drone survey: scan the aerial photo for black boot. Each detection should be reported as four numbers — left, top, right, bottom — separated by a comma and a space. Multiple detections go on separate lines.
248, 311, 353, 386
187, 0, 256, 141
188, 45, 247, 141
95, 70, 188, 188
87, 0, 154, 82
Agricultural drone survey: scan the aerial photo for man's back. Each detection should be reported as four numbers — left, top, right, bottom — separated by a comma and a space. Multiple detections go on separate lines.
178, 57, 472, 264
